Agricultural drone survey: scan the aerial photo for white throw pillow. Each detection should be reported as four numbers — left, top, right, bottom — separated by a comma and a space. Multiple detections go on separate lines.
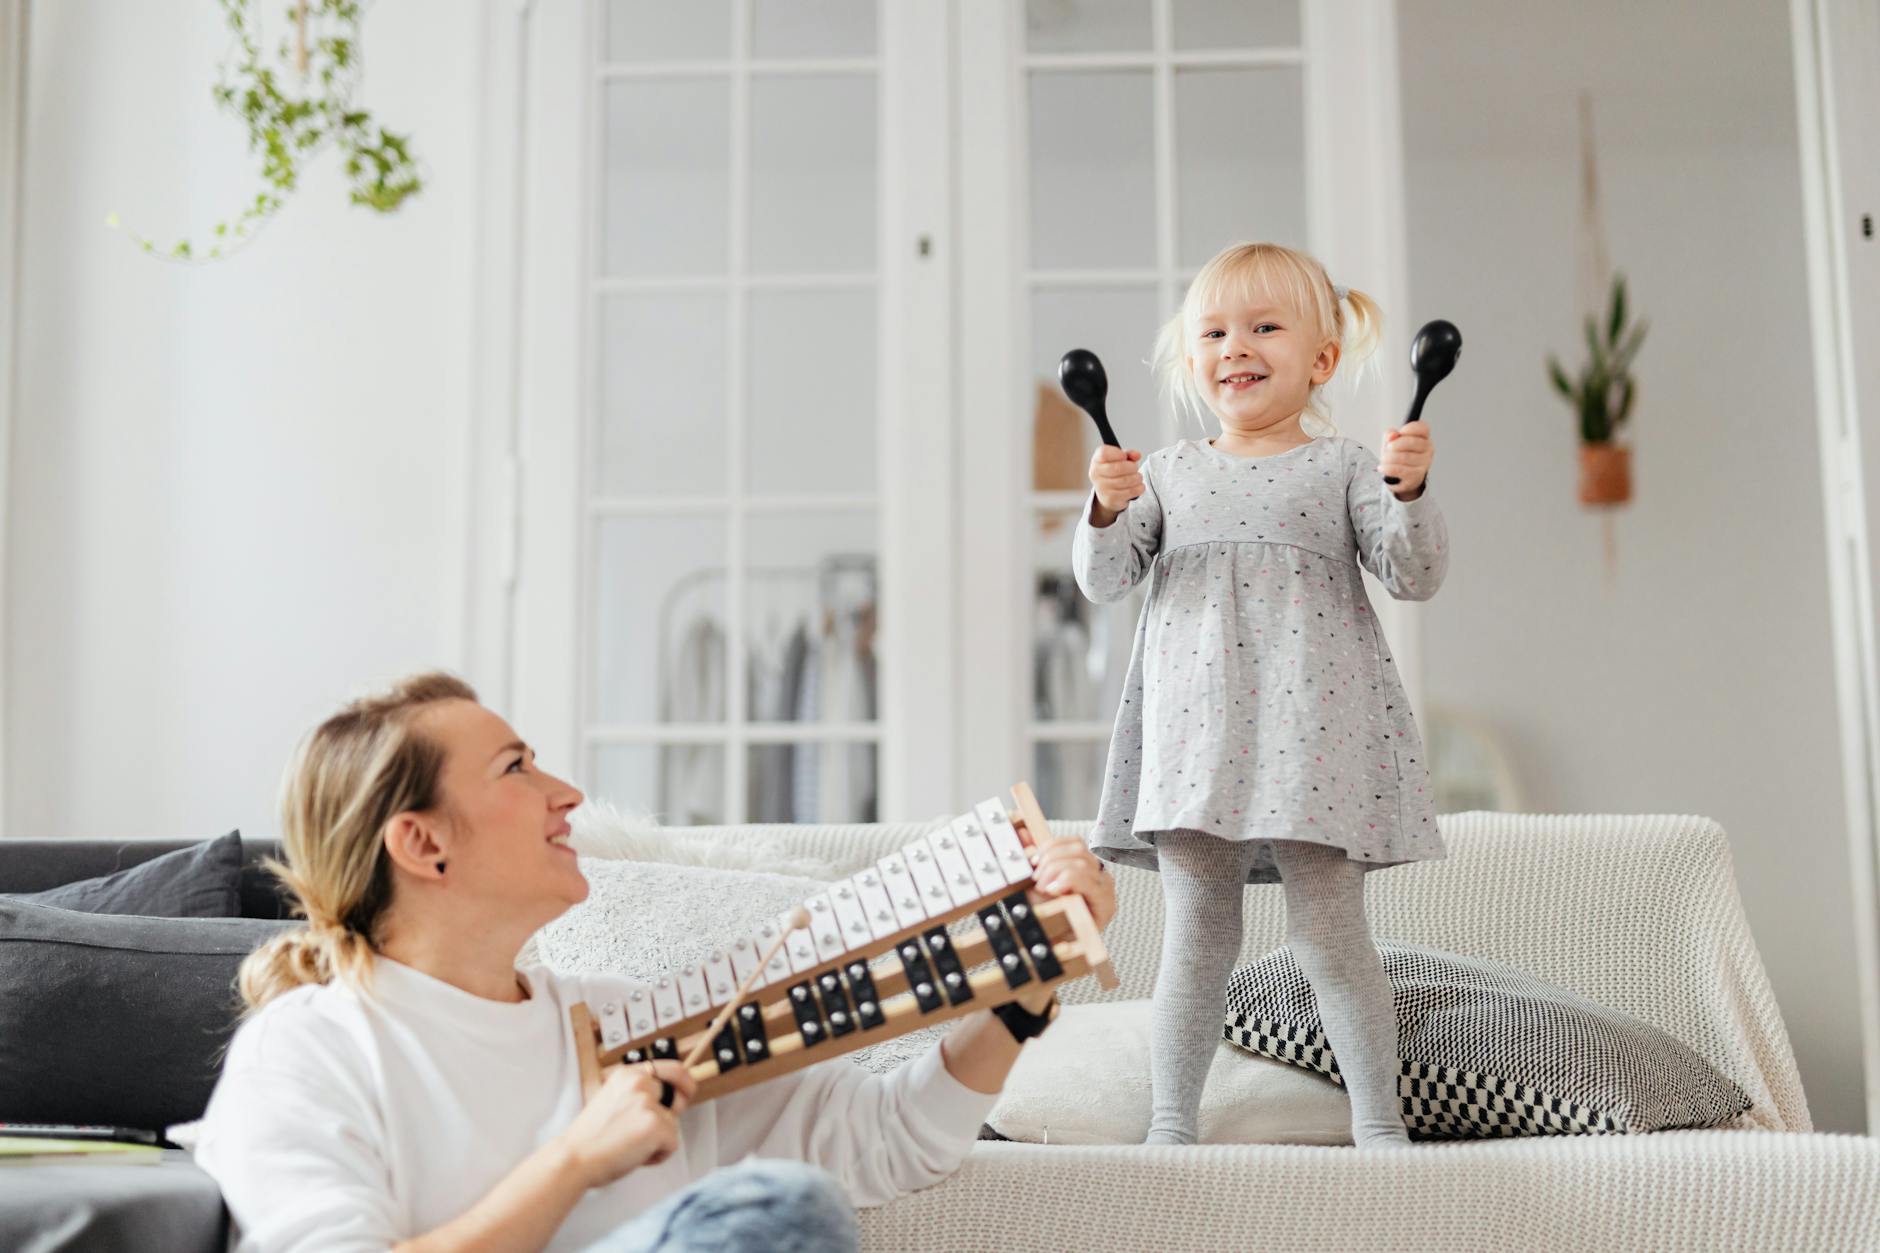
535, 859, 830, 984
986, 999, 1355, 1146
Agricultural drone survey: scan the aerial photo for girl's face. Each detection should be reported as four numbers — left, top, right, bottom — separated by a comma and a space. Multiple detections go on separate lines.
1187, 293, 1339, 435
419, 699, 590, 925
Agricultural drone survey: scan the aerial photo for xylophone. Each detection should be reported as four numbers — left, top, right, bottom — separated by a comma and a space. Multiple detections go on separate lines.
570, 783, 1118, 1105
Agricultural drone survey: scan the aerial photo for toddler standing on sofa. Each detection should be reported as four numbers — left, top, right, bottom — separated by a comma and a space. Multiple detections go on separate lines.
1071, 241, 1450, 1147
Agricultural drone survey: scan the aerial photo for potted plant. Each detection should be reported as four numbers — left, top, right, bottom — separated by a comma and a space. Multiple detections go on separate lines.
1548, 273, 1647, 506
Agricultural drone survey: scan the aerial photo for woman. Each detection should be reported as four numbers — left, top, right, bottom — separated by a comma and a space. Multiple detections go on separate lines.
196, 673, 1115, 1252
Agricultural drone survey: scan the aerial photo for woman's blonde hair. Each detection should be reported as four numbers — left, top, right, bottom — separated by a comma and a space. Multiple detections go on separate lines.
238, 671, 478, 1012
1153, 241, 1382, 437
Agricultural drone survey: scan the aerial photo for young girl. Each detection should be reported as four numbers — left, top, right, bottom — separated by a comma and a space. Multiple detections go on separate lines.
1071, 241, 1448, 1148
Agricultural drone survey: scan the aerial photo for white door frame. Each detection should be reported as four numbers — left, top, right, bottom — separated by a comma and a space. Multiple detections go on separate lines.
0, 0, 28, 832
1790, 0, 1880, 1132
480, 0, 956, 814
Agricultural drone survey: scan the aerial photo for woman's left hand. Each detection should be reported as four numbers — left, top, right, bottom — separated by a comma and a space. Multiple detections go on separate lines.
1027, 836, 1116, 932
1381, 420, 1434, 497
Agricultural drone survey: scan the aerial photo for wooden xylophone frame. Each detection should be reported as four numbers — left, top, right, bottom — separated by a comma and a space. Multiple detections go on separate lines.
570, 783, 1118, 1105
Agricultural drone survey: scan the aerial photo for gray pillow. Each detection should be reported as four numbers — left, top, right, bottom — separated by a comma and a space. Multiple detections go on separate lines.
1224, 942, 1753, 1138
8, 831, 243, 918
0, 897, 295, 1134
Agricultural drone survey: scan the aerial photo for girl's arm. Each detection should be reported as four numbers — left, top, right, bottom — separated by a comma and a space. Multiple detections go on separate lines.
1073, 452, 1165, 603
1347, 437, 1449, 601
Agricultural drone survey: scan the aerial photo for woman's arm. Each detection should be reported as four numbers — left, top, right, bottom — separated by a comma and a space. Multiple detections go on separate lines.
936, 833, 1115, 1094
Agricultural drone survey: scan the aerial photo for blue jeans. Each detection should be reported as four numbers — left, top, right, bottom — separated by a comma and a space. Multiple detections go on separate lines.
581, 1160, 861, 1253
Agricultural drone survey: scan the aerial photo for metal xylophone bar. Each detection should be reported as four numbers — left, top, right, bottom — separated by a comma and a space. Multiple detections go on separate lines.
571, 784, 1117, 1105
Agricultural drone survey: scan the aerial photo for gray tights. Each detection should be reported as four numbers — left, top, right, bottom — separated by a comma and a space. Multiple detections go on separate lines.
1145, 833, 1409, 1148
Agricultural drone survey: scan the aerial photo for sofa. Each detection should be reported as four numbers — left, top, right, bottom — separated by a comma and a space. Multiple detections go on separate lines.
3, 813, 1878, 1252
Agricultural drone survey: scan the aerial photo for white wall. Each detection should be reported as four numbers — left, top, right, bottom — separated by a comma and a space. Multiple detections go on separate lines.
1400, 1, 1868, 1132
6, 0, 477, 842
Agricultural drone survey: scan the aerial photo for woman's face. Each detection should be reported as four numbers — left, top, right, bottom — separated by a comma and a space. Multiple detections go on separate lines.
420, 699, 589, 922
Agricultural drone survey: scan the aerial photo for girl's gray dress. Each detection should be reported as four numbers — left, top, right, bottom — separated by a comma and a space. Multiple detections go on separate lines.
1072, 435, 1450, 884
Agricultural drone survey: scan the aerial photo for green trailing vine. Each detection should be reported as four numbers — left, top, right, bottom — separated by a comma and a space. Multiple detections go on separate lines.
109, 0, 421, 262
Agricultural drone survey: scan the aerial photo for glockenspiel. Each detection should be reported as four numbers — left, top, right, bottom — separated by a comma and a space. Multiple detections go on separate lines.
570, 782, 1117, 1104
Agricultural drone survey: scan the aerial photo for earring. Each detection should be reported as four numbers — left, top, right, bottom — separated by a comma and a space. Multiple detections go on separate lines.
436, 861, 446, 874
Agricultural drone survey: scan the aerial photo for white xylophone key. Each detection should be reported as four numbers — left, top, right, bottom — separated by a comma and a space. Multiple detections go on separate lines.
926, 827, 982, 909
877, 852, 928, 930
954, 814, 1008, 898
675, 963, 710, 1018
782, 909, 820, 975
598, 998, 630, 1050
902, 837, 955, 917
974, 798, 1035, 885
650, 975, 684, 1029
758, 919, 794, 984
732, 930, 770, 990
852, 865, 901, 941
805, 892, 845, 964
829, 876, 875, 949
704, 950, 737, 1007
625, 985, 658, 1038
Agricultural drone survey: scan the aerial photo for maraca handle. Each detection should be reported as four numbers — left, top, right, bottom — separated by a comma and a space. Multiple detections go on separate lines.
1092, 413, 1120, 449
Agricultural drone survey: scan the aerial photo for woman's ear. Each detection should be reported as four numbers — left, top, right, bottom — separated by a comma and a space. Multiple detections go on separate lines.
383, 812, 449, 880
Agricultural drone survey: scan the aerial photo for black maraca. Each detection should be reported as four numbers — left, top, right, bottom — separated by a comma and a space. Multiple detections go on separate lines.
1384, 319, 1462, 486
1057, 348, 1120, 448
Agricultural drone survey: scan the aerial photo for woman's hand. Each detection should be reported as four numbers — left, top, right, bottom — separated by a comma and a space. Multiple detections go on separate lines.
555, 1061, 697, 1189
1380, 421, 1434, 498
1027, 836, 1116, 932
1088, 445, 1145, 519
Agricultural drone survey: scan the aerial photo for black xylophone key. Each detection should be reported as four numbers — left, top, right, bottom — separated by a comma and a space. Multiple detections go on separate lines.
709, 1022, 742, 1072
844, 959, 885, 1030
896, 938, 944, 1013
1003, 890, 1063, 980
788, 982, 828, 1047
925, 925, 976, 1006
650, 1038, 678, 1061
977, 904, 1033, 991
736, 1002, 769, 1062
814, 970, 857, 1038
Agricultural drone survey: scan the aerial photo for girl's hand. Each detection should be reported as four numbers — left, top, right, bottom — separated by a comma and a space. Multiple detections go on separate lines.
1027, 836, 1117, 932
1089, 445, 1145, 514
555, 1060, 696, 1189
1380, 421, 1434, 498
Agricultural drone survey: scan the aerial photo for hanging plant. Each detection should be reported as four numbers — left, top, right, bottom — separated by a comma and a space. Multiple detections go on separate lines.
109, 0, 422, 262
1547, 272, 1647, 506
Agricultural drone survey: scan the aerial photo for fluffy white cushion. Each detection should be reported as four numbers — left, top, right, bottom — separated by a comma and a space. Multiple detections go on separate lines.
535, 859, 830, 984
986, 999, 1355, 1145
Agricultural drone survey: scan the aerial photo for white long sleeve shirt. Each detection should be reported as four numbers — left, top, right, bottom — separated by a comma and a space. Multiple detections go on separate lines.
195, 956, 998, 1252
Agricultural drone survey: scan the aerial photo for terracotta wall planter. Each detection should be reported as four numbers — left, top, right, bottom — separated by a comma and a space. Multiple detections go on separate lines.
1579, 441, 1632, 505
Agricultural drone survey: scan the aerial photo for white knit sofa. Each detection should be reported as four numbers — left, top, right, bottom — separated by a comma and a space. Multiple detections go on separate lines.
586, 811, 1880, 1253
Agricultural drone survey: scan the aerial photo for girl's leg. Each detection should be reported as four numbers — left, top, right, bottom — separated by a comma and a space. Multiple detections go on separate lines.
580, 1160, 860, 1253
1268, 839, 1410, 1147
1146, 831, 1256, 1146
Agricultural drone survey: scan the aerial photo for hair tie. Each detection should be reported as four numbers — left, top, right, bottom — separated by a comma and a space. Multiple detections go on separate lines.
1332, 284, 1350, 302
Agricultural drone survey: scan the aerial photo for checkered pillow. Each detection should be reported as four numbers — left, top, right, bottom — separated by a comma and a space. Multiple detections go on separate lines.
1223, 943, 1753, 1138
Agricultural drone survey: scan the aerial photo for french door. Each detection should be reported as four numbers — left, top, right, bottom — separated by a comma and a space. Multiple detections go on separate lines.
489, 0, 1415, 824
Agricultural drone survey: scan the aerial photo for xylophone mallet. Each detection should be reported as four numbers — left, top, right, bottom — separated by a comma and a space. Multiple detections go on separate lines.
679, 905, 813, 1073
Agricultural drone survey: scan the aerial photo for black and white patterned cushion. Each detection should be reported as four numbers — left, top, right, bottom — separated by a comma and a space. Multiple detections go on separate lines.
1223, 943, 1753, 1139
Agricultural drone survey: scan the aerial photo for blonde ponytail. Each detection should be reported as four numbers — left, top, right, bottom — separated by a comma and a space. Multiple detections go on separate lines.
238, 672, 477, 1012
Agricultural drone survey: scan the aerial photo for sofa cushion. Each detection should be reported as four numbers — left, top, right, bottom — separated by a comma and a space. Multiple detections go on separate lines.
985, 999, 1355, 1145
6, 831, 243, 918
0, 898, 294, 1134
1225, 942, 1753, 1138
